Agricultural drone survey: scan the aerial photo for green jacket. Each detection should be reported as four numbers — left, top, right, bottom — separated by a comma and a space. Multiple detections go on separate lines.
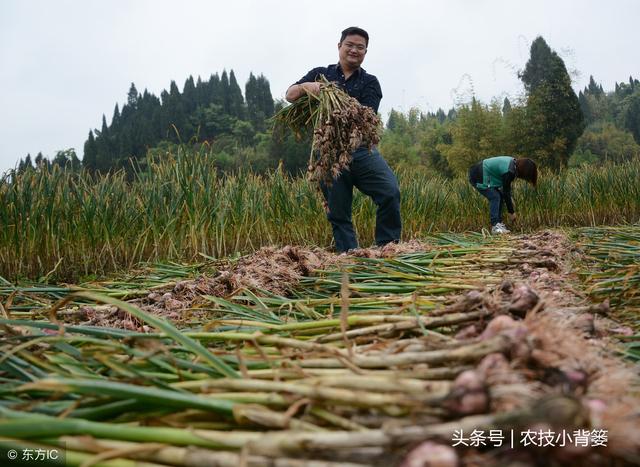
475, 156, 515, 190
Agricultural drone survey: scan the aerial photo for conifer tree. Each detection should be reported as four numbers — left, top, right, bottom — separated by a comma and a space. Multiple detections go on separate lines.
24, 154, 34, 170
182, 75, 197, 114
245, 73, 274, 131
166, 81, 186, 141
587, 75, 603, 97
83, 130, 98, 172
127, 83, 139, 108
386, 110, 401, 130
256, 74, 274, 119
158, 90, 172, 138
520, 36, 584, 171
578, 91, 592, 124
210, 73, 223, 107
35, 152, 44, 169
52, 149, 79, 169
245, 73, 260, 127
502, 97, 512, 116
220, 70, 231, 114
622, 92, 640, 144
228, 70, 246, 120
17, 156, 26, 173
112, 104, 121, 128
79, 69, 278, 171
195, 76, 207, 106
95, 115, 112, 172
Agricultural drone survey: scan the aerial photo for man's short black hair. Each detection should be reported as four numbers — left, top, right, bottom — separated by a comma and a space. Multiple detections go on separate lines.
340, 27, 369, 46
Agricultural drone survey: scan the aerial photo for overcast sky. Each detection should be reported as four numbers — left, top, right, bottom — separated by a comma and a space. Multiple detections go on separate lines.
1, 0, 638, 174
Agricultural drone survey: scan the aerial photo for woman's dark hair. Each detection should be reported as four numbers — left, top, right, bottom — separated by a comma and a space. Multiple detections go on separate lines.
340, 27, 369, 46
516, 158, 538, 186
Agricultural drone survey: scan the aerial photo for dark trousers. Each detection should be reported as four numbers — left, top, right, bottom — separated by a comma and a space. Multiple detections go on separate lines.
321, 147, 401, 252
475, 187, 504, 226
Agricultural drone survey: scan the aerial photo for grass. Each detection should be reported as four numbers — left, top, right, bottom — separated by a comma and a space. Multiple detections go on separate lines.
1, 146, 639, 281
575, 225, 640, 348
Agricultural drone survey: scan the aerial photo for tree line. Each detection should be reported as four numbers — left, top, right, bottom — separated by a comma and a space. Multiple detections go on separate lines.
380, 38, 640, 176
14, 36, 640, 178
17, 70, 310, 176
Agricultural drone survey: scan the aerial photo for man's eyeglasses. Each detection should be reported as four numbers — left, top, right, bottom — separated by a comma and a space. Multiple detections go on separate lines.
342, 43, 366, 52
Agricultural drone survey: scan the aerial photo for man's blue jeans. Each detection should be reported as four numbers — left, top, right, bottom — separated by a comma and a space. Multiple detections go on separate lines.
475, 187, 503, 226
320, 147, 401, 252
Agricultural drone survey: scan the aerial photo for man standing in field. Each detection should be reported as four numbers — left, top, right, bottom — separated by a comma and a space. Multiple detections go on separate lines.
285, 26, 401, 253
